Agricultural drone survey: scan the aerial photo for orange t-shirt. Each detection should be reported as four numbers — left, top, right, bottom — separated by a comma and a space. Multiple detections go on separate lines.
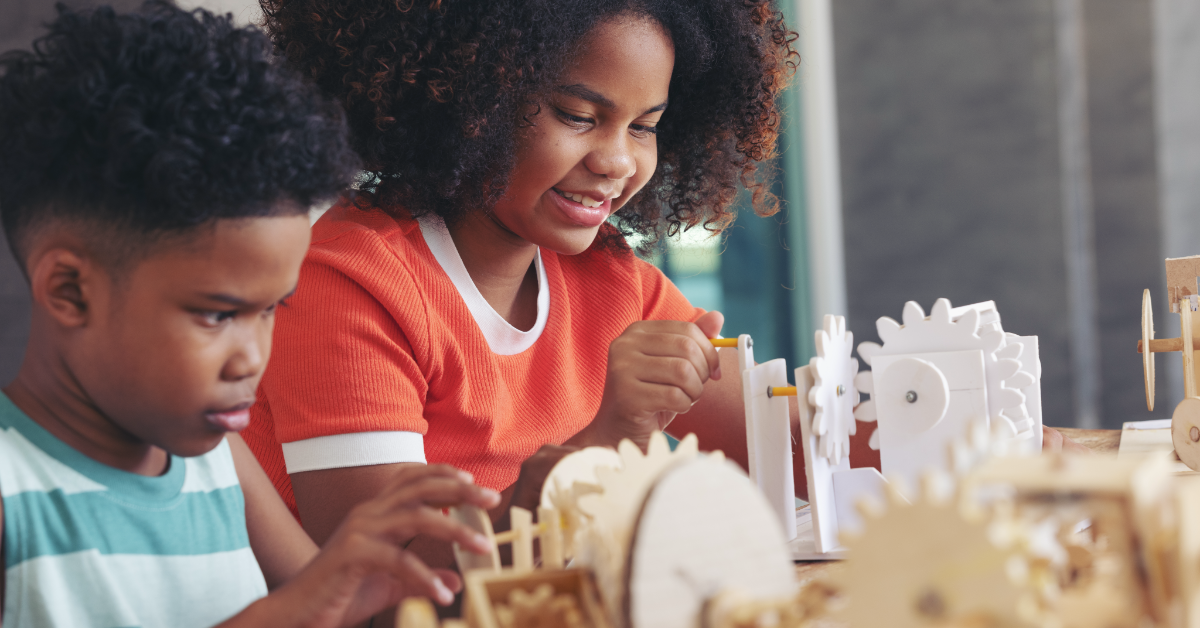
243, 200, 701, 518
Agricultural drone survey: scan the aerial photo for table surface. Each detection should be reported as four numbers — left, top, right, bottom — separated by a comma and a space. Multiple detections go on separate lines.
793, 427, 1121, 588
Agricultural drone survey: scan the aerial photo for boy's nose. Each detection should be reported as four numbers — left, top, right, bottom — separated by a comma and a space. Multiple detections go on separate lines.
222, 327, 268, 381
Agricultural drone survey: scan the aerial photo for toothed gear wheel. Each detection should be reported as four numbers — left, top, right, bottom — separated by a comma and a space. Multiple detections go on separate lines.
573, 432, 704, 624
854, 299, 1037, 445
838, 476, 1052, 628
808, 314, 861, 465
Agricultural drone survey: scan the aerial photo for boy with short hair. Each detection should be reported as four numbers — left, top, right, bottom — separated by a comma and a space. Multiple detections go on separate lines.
0, 3, 497, 626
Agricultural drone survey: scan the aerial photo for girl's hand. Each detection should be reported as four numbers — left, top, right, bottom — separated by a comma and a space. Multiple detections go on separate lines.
576, 311, 725, 449
221, 464, 500, 628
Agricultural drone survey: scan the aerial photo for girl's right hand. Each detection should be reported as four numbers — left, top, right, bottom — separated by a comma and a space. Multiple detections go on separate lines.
223, 464, 500, 628
574, 310, 725, 450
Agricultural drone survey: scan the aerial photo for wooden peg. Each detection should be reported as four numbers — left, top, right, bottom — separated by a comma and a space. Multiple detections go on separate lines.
395, 597, 438, 628
1137, 338, 1200, 353
767, 386, 797, 398
510, 507, 534, 573
538, 506, 565, 569
1184, 305, 1197, 398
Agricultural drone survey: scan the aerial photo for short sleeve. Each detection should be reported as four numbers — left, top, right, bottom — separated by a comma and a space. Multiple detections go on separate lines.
259, 251, 430, 471
635, 257, 705, 323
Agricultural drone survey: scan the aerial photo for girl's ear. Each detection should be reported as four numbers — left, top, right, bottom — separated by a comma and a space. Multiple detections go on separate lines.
28, 247, 97, 328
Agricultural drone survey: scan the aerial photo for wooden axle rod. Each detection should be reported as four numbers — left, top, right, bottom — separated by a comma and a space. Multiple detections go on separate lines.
1137, 338, 1200, 353
766, 386, 797, 398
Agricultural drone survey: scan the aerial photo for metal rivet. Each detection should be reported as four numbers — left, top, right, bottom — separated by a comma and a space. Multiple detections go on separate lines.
766, 385, 774, 398
746, 338, 753, 348
905, 391, 918, 404
1191, 426, 1199, 443
836, 384, 845, 397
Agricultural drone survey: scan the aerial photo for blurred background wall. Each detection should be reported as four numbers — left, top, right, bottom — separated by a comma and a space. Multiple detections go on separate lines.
1, 0, 1198, 430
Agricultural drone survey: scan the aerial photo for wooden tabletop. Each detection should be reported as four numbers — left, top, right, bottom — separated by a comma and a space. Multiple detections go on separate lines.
793, 427, 1122, 588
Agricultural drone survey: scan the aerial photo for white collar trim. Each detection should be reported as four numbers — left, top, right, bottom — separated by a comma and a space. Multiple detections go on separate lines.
418, 214, 549, 355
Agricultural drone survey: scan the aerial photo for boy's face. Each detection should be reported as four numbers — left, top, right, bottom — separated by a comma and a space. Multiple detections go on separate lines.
72, 215, 310, 457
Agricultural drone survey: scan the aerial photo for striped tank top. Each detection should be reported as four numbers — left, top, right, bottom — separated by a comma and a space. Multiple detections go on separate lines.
0, 393, 268, 627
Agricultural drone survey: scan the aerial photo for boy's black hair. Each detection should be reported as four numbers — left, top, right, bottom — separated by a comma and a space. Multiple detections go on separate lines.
260, 0, 797, 248
0, 1, 359, 271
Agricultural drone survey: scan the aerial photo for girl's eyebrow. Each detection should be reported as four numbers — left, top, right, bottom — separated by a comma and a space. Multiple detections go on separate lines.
555, 83, 668, 114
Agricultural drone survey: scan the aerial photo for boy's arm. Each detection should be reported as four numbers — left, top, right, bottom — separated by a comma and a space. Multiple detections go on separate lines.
1, 492, 5, 625
228, 433, 319, 588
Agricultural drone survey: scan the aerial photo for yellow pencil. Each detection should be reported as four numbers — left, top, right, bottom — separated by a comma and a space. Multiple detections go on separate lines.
768, 386, 797, 398
708, 338, 739, 348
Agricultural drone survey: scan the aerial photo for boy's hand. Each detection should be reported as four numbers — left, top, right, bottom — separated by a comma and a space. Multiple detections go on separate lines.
576, 311, 724, 449
230, 464, 499, 628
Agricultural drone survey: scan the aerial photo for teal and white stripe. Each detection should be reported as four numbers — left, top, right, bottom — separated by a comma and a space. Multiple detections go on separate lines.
1, 394, 267, 627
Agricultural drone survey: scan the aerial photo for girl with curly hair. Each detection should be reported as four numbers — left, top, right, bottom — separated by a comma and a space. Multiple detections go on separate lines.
242, 0, 802, 592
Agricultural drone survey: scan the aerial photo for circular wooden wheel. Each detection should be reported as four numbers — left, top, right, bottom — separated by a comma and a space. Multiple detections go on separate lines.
1143, 289, 1156, 412
1173, 398, 1200, 471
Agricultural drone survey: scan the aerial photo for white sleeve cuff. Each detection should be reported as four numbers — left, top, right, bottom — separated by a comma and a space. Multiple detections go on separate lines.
282, 431, 426, 474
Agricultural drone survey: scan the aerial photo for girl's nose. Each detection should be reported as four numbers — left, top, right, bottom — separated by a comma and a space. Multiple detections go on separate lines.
586, 132, 637, 180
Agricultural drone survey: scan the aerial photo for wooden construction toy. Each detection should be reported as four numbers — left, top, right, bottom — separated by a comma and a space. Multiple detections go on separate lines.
855, 298, 1042, 491
1137, 255, 1200, 471
420, 433, 801, 628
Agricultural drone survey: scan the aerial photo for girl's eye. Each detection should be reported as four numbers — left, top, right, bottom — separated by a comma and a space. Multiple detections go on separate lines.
630, 123, 659, 138
198, 310, 238, 327
556, 108, 594, 127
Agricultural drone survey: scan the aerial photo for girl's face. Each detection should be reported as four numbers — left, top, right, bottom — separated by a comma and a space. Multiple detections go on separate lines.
491, 15, 675, 255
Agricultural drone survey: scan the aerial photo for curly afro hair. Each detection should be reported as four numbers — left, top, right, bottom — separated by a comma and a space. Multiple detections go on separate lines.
0, 1, 360, 269
261, 0, 797, 244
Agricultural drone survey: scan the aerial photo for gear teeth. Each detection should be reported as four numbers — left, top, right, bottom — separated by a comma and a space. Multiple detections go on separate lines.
646, 431, 670, 457
996, 342, 1023, 361
1007, 371, 1036, 390
707, 450, 726, 463
855, 494, 884, 521
856, 341, 880, 366
901, 301, 926, 326
884, 475, 911, 506
854, 370, 873, 395
992, 415, 1018, 438
868, 429, 881, 450
675, 433, 699, 456
853, 399, 877, 422
814, 328, 829, 357
981, 330, 1006, 354
919, 471, 953, 505
993, 387, 1026, 409
876, 316, 902, 344
995, 357, 1022, 380
929, 298, 953, 324
956, 307, 982, 335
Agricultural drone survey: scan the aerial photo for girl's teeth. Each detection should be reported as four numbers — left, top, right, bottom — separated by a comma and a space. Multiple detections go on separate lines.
557, 189, 603, 208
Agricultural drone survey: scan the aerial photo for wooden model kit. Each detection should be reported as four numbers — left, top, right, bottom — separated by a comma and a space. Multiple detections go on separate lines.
1138, 255, 1200, 471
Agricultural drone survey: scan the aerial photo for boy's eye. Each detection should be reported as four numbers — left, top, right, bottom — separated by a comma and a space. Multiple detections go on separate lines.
264, 296, 292, 316
198, 310, 238, 327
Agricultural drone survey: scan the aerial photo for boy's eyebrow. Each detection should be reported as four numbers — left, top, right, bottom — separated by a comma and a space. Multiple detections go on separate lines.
204, 286, 298, 307
555, 84, 669, 115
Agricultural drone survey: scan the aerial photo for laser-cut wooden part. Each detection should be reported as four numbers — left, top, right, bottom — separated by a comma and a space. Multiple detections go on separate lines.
624, 457, 797, 628
1185, 304, 1197, 399
539, 448, 621, 511
451, 504, 502, 574
740, 357, 797, 540
871, 349, 987, 491
395, 598, 440, 628
1172, 398, 1200, 472
538, 507, 565, 570
1166, 255, 1200, 313
510, 507, 534, 573
1144, 289, 1157, 411
464, 568, 611, 628
795, 363, 843, 555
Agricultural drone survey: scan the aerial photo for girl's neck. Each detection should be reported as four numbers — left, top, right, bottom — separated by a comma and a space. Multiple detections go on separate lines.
446, 212, 540, 332
3, 327, 168, 477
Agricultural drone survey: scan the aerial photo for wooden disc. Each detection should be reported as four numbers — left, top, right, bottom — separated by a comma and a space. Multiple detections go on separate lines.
539, 446, 623, 509
1173, 398, 1200, 472
1143, 289, 1156, 411
449, 504, 501, 573
625, 458, 796, 628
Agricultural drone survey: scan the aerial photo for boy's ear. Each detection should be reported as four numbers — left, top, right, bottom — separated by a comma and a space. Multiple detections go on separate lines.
27, 247, 100, 328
